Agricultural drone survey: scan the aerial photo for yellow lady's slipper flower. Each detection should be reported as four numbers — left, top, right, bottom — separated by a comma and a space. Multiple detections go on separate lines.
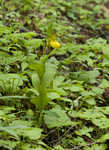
49, 34, 61, 49
50, 40, 61, 49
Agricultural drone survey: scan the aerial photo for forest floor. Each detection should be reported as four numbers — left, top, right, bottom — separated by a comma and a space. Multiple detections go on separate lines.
0, 0, 109, 150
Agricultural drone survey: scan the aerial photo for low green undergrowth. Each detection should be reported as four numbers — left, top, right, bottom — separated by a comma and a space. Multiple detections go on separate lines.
0, 0, 109, 150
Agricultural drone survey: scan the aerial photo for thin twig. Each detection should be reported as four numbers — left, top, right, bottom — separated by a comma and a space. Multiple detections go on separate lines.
53, 124, 74, 146
41, 128, 56, 140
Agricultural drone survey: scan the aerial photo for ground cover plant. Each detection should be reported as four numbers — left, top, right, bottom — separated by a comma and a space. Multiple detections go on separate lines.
1, 0, 109, 149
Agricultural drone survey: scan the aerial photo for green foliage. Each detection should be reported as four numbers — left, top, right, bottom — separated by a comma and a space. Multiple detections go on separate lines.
44, 105, 72, 128
0, 0, 109, 149
28, 56, 61, 125
84, 144, 107, 150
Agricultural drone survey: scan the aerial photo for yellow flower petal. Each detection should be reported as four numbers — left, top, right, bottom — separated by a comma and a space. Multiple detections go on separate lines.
50, 40, 61, 49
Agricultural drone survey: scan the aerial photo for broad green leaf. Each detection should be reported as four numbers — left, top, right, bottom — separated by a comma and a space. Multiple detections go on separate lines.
53, 76, 66, 96
25, 39, 42, 48
53, 76, 65, 88
47, 92, 60, 99
44, 105, 72, 128
71, 70, 100, 83
86, 38, 106, 51
31, 92, 50, 110
10, 120, 32, 127
75, 126, 93, 138
0, 25, 11, 36
32, 73, 40, 91
99, 79, 109, 88
0, 73, 24, 84
21, 61, 28, 71
60, 97, 72, 102
69, 108, 105, 120
84, 144, 107, 150
92, 117, 109, 129
26, 88, 39, 96
54, 145, 65, 150
64, 83, 84, 92
102, 46, 109, 59
67, 11, 75, 19
84, 98, 96, 106
91, 87, 104, 96
98, 133, 109, 142
42, 61, 57, 88
97, 106, 109, 115
0, 127, 19, 139
8, 120, 42, 140
29, 60, 45, 79
78, 70, 100, 83
69, 107, 109, 128
0, 140, 19, 150
72, 137, 87, 146
22, 128, 42, 140
22, 32, 37, 39
102, 58, 109, 66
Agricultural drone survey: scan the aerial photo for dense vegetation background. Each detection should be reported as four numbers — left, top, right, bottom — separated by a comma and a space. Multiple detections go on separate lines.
0, 0, 109, 149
